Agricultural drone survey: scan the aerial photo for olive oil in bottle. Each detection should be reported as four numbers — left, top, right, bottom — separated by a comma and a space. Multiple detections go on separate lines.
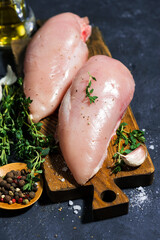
0, 0, 35, 48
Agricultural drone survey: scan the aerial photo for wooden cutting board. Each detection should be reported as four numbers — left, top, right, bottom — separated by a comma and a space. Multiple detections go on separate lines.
40, 27, 155, 221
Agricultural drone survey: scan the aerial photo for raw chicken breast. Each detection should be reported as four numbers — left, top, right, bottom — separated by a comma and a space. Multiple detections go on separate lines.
23, 12, 91, 123
58, 55, 135, 185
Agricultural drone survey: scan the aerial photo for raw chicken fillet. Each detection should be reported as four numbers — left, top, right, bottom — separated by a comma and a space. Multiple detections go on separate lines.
23, 12, 91, 122
58, 55, 135, 185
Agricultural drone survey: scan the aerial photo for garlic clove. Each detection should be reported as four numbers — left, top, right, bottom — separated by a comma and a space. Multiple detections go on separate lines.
119, 145, 147, 167
0, 65, 17, 86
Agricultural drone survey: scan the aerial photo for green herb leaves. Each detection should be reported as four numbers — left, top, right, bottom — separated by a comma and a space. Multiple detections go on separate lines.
112, 122, 146, 174
85, 72, 98, 104
0, 76, 54, 190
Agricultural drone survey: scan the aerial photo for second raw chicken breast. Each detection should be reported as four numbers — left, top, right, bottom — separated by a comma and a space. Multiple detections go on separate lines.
23, 12, 91, 122
58, 55, 135, 185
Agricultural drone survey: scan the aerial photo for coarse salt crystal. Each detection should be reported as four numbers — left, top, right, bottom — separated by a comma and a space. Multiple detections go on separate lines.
149, 145, 154, 150
59, 178, 65, 182
68, 200, 73, 206
130, 186, 149, 208
137, 186, 144, 192
73, 205, 81, 211
73, 210, 78, 214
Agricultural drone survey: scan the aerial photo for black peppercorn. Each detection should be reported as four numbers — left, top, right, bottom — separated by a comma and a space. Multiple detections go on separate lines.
6, 172, 14, 179
15, 170, 21, 176
4, 190, 9, 195
19, 180, 25, 187
10, 185, 15, 191
32, 186, 38, 192
21, 176, 26, 180
29, 192, 35, 199
6, 177, 13, 183
15, 195, 19, 201
5, 183, 11, 190
11, 182, 17, 187
4, 195, 11, 203
1, 187, 5, 193
0, 180, 7, 187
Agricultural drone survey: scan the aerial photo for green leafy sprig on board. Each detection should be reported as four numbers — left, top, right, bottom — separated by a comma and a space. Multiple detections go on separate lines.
111, 122, 146, 174
85, 72, 98, 104
0, 77, 54, 191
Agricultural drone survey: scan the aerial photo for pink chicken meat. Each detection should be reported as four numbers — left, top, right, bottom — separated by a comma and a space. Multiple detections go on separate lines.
23, 12, 91, 123
58, 55, 135, 185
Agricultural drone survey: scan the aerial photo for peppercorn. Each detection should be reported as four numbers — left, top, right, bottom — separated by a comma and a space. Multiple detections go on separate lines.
1, 187, 8, 195
15, 171, 21, 176
0, 177, 3, 183
6, 177, 13, 183
19, 180, 25, 187
21, 176, 26, 180
29, 192, 35, 199
4, 195, 11, 203
23, 199, 29, 205
5, 183, 11, 190
0, 198, 4, 202
6, 172, 14, 179
11, 170, 16, 175
9, 191, 14, 197
0, 180, 7, 187
12, 199, 16, 203
3, 190, 9, 195
9, 200, 13, 205
15, 195, 19, 201
13, 179, 18, 184
15, 188, 20, 192
24, 194, 29, 199
18, 192, 25, 198
11, 182, 17, 187
10, 186, 15, 192
32, 186, 38, 192
21, 169, 26, 176
18, 198, 23, 203
1, 187, 5, 193
0, 192, 2, 198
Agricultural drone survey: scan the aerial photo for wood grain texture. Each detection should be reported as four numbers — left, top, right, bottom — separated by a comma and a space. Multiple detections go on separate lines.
40, 27, 155, 221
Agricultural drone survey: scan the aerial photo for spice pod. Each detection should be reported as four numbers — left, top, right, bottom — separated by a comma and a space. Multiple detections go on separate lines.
0, 162, 43, 210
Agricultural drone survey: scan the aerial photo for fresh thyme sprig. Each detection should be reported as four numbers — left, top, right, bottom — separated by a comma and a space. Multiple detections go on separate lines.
85, 72, 98, 104
0, 77, 55, 190
111, 122, 145, 174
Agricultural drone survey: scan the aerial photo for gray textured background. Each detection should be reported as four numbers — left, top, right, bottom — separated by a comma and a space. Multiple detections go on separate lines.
0, 0, 160, 239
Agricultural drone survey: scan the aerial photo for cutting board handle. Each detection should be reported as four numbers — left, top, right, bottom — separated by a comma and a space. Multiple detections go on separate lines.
91, 170, 129, 220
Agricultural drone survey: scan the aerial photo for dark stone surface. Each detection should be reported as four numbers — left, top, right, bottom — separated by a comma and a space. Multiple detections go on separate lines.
0, 0, 160, 239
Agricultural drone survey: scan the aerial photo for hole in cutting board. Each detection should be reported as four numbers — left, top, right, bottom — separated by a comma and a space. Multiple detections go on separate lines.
101, 190, 116, 202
